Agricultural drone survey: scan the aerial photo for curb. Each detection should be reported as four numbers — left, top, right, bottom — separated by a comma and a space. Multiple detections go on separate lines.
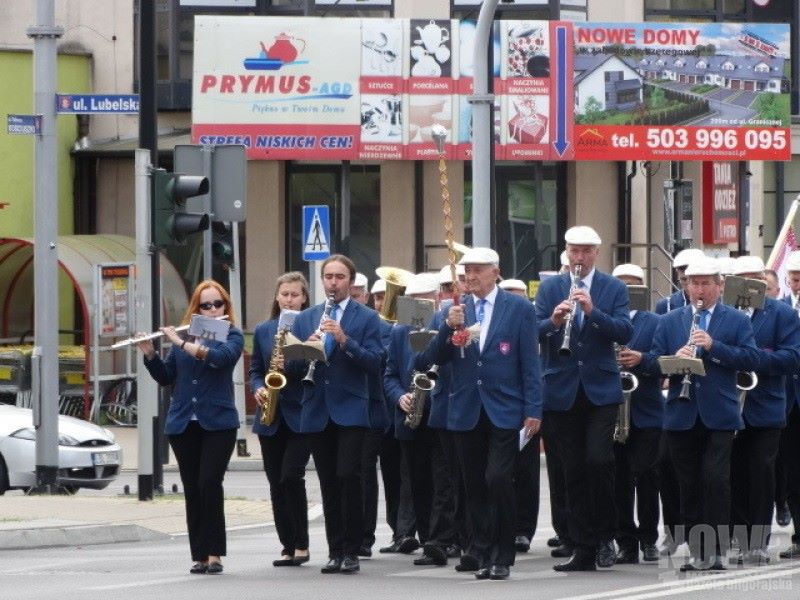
0, 524, 169, 551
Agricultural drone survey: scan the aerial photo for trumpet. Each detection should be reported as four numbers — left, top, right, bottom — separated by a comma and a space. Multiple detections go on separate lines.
302, 294, 336, 387
614, 344, 639, 444
405, 369, 436, 429
677, 300, 704, 401
558, 265, 582, 357
260, 326, 289, 426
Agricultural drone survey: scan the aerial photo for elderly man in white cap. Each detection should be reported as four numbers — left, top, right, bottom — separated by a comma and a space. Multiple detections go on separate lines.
350, 272, 370, 305
498, 278, 528, 298
415, 247, 542, 580
371, 278, 387, 315
438, 263, 465, 306
559, 250, 570, 275
535, 225, 632, 571
610, 263, 663, 565
644, 256, 759, 572
655, 248, 706, 314
726, 256, 800, 566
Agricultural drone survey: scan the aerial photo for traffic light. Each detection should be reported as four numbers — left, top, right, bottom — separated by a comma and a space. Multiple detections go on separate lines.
152, 168, 210, 246
211, 221, 234, 267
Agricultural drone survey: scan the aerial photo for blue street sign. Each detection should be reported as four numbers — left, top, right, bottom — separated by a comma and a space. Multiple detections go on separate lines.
7, 114, 42, 135
302, 205, 331, 261
55, 94, 140, 114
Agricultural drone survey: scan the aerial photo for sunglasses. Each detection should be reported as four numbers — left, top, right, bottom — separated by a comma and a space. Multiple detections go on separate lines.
199, 300, 225, 310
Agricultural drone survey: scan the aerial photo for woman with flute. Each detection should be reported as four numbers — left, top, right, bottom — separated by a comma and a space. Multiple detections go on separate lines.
249, 272, 312, 567
136, 279, 244, 575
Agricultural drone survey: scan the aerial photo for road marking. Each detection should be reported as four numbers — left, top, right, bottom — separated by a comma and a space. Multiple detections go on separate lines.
84, 575, 196, 591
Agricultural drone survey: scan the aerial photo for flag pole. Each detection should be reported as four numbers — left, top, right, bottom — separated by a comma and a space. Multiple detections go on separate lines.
767, 196, 800, 268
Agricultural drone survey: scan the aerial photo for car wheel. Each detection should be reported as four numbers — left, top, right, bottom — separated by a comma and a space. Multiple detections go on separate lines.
0, 455, 9, 495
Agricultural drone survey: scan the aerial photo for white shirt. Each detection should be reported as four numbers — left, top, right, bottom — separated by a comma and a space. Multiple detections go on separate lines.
331, 296, 349, 323
473, 285, 499, 352
578, 267, 596, 292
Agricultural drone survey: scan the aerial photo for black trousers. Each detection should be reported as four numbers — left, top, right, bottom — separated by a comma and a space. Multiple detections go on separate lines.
731, 426, 781, 551
168, 421, 237, 561
515, 433, 540, 539
309, 423, 366, 558
258, 427, 310, 555
614, 426, 661, 550
439, 429, 470, 551
658, 431, 683, 546
453, 411, 518, 568
776, 427, 789, 507
667, 422, 735, 560
542, 423, 571, 546
361, 428, 402, 548
786, 408, 800, 543
545, 389, 618, 551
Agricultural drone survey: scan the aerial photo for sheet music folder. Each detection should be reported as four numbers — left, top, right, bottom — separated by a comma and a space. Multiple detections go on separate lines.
658, 356, 706, 377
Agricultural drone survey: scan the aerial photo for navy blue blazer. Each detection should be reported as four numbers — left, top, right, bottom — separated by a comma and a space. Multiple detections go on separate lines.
644, 303, 759, 431
781, 296, 800, 415
249, 318, 304, 436
366, 319, 393, 433
144, 327, 244, 435
655, 290, 689, 315
535, 271, 633, 410
740, 298, 800, 428
288, 300, 384, 432
426, 311, 450, 430
625, 311, 664, 429
384, 324, 423, 441
415, 288, 542, 431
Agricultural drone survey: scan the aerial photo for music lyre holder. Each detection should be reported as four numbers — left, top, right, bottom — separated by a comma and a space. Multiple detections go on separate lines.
722, 275, 766, 311
626, 285, 650, 312
397, 296, 437, 353
658, 356, 706, 379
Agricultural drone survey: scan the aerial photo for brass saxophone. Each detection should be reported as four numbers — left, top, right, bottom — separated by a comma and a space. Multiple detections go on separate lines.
613, 344, 639, 444
260, 327, 289, 426
405, 366, 438, 429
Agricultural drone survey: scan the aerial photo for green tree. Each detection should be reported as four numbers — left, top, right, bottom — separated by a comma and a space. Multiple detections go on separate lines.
649, 86, 667, 109
582, 95, 603, 122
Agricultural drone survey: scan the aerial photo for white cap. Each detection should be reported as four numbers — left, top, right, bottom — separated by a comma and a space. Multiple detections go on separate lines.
673, 248, 706, 269
611, 263, 645, 281
353, 272, 368, 288
438, 264, 465, 284
405, 273, 439, 296
564, 225, 602, 246
499, 278, 527, 292
684, 257, 721, 277
560, 250, 569, 266
716, 256, 737, 276
787, 250, 800, 273
458, 247, 500, 266
732, 255, 765, 276
370, 279, 386, 294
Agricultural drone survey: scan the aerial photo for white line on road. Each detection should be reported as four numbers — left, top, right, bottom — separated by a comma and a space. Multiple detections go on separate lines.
84, 576, 197, 591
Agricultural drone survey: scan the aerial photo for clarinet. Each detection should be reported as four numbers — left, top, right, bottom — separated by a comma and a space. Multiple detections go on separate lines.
677, 300, 703, 401
302, 294, 336, 388
558, 264, 582, 357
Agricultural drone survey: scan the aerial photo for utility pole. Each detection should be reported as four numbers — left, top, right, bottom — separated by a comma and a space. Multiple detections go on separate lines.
27, 0, 63, 492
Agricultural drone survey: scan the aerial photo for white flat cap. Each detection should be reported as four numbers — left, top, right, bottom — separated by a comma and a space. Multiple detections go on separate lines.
353, 272, 368, 288
560, 250, 569, 266
732, 255, 766, 276
564, 225, 602, 246
716, 256, 737, 276
673, 248, 706, 269
499, 278, 527, 292
685, 257, 721, 277
405, 273, 439, 296
370, 279, 386, 294
787, 250, 800, 272
611, 263, 645, 281
438, 264, 465, 284
458, 247, 500, 266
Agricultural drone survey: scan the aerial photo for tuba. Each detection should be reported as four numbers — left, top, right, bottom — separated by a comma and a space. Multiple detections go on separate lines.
260, 327, 289, 426
375, 266, 413, 323
302, 294, 336, 387
677, 300, 703, 401
558, 264, 582, 357
405, 368, 437, 429
613, 344, 639, 444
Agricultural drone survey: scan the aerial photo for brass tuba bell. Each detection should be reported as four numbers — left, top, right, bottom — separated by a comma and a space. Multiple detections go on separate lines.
375, 266, 414, 323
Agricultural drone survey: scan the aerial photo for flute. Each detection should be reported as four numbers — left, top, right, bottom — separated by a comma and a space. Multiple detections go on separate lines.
110, 315, 229, 349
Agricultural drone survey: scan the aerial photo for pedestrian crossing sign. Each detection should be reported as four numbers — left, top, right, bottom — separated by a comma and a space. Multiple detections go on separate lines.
302, 205, 331, 261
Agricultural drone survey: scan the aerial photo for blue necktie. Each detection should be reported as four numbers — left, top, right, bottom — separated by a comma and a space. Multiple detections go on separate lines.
324, 303, 339, 357
574, 280, 585, 330
698, 309, 710, 331
476, 298, 487, 324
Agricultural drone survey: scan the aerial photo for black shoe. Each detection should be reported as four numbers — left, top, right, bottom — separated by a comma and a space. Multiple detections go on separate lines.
379, 540, 402, 553
422, 543, 448, 565
615, 548, 639, 564
489, 565, 510, 580
292, 553, 310, 566
515, 535, 531, 553
207, 561, 223, 574
744, 548, 770, 566
777, 503, 791, 527
596, 541, 616, 568
547, 536, 561, 548
273, 556, 295, 567
729, 550, 744, 566
660, 540, 678, 556
708, 556, 726, 571
414, 555, 444, 566
190, 562, 208, 574
358, 545, 372, 558
445, 544, 462, 559
553, 553, 596, 572
321, 557, 343, 574
474, 567, 491, 580
780, 543, 800, 559
340, 555, 360, 573
679, 558, 706, 572
455, 554, 480, 572
642, 545, 659, 562
551, 544, 574, 558
397, 536, 420, 554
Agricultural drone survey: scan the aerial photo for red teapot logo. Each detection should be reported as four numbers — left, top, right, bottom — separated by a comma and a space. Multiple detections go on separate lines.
262, 32, 306, 64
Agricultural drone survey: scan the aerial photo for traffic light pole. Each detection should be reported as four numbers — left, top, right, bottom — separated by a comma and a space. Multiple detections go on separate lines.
228, 222, 249, 456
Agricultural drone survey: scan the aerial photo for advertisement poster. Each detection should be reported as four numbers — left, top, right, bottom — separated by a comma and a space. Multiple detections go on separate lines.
702, 161, 739, 245
98, 265, 132, 338
192, 17, 790, 162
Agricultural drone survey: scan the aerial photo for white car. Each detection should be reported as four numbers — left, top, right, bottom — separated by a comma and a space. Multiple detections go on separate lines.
0, 404, 122, 494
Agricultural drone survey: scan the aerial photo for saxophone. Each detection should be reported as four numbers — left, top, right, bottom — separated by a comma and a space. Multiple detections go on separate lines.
405, 366, 438, 429
260, 327, 289, 426
613, 344, 638, 444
